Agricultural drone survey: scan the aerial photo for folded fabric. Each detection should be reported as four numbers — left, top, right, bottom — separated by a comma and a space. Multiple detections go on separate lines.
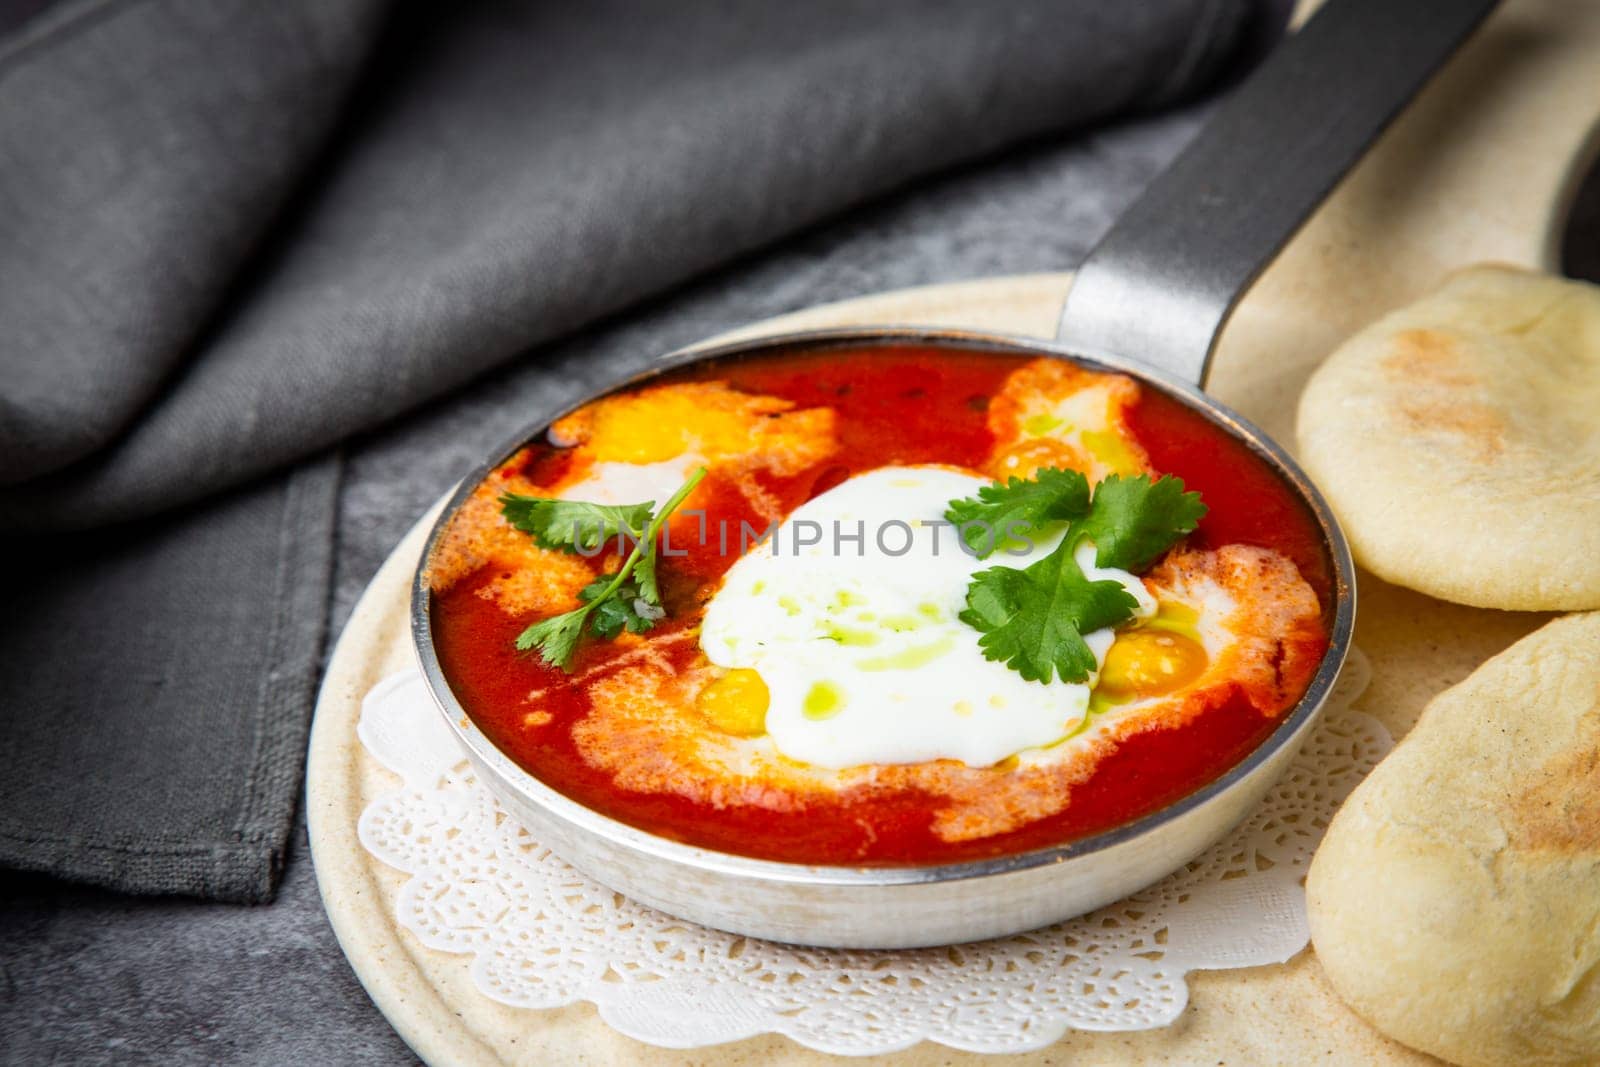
0, 0, 1269, 900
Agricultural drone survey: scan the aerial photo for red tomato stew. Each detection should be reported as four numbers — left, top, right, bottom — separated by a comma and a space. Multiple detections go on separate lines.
426, 345, 1333, 866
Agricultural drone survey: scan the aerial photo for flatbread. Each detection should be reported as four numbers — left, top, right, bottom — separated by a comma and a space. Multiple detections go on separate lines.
1296, 265, 1600, 610
1307, 611, 1600, 1067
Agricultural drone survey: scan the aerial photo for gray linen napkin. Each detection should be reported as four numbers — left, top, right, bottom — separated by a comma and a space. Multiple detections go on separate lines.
0, 0, 1265, 900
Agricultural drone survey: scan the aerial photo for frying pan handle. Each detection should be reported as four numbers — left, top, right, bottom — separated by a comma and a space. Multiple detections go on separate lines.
1056, 0, 1498, 386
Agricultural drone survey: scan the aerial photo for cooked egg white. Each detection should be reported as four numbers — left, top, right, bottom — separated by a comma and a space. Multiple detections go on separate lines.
556, 452, 703, 508
698, 466, 1156, 770
986, 360, 1148, 482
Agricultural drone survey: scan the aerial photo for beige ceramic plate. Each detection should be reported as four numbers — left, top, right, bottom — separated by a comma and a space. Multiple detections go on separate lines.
306, 2, 1598, 1060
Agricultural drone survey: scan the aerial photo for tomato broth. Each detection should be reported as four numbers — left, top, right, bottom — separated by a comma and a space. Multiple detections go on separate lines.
429, 345, 1333, 866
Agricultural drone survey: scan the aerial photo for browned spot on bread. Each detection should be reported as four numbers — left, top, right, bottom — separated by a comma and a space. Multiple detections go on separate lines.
1509, 707, 1600, 852
1394, 397, 1507, 460
1379, 329, 1507, 460
1379, 328, 1482, 388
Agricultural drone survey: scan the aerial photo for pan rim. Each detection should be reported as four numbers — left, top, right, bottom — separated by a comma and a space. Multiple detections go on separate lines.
409, 324, 1356, 889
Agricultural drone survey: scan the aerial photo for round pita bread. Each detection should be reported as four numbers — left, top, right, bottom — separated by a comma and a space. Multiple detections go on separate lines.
1297, 264, 1600, 610
1307, 611, 1600, 1067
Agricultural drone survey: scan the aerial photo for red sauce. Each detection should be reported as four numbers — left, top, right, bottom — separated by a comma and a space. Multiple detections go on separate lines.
430, 345, 1333, 866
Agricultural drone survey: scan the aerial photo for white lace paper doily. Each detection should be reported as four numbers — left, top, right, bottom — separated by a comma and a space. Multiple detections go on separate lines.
356, 649, 1386, 1056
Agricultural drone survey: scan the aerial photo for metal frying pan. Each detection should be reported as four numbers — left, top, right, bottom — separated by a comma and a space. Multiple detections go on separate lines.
412, 0, 1497, 949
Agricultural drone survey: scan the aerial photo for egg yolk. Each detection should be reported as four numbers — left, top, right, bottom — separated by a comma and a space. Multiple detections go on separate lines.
587, 391, 766, 463
1097, 631, 1208, 700
992, 437, 1092, 479
696, 668, 770, 736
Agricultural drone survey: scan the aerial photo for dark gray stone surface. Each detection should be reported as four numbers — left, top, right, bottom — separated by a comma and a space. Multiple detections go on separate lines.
0, 104, 1211, 1066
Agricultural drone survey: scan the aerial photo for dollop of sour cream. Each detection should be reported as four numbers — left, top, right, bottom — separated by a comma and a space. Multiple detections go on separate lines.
699, 466, 1154, 769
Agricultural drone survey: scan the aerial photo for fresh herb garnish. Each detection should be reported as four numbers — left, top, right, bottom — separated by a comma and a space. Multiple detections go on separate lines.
501, 498, 653, 554
499, 467, 705, 671
942, 467, 1091, 555
960, 543, 1140, 684
581, 575, 664, 638
948, 470, 1206, 684
1075, 473, 1209, 572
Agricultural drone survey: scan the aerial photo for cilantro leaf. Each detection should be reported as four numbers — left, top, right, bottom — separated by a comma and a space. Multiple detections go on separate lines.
630, 549, 661, 606
506, 467, 705, 671
513, 608, 586, 664
499, 497, 653, 554
960, 547, 1139, 683
583, 577, 663, 638
1075, 473, 1207, 572
943, 467, 1091, 558
947, 466, 1206, 685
